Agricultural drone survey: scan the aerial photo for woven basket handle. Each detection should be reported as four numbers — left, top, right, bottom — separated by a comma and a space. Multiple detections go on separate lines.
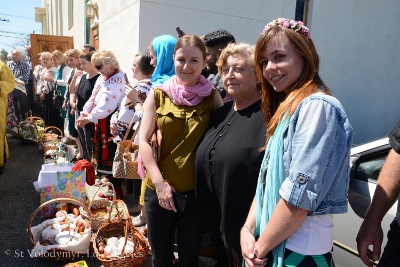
132, 230, 148, 253
107, 199, 125, 223
42, 126, 64, 138
121, 113, 141, 151
118, 199, 133, 255
88, 182, 115, 212
25, 116, 45, 125
27, 198, 92, 246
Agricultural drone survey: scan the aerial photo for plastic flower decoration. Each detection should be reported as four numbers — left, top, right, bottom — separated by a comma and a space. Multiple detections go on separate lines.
263, 18, 311, 39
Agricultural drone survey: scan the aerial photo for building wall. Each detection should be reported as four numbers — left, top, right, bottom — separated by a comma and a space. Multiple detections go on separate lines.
308, 0, 400, 143
138, 0, 295, 51
36, 0, 400, 143
95, 0, 141, 81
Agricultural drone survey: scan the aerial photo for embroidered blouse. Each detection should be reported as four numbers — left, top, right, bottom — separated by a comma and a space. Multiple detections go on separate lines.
82, 70, 125, 124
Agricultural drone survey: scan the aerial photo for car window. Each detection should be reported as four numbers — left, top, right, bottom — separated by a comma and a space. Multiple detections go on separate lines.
351, 149, 389, 182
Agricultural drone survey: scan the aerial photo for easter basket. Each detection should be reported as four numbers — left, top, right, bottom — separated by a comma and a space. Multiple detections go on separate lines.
93, 199, 149, 267
41, 126, 64, 154
28, 198, 92, 261
79, 182, 125, 230
18, 120, 41, 144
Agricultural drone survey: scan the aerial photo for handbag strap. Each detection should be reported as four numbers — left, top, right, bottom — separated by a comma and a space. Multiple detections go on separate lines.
122, 114, 137, 142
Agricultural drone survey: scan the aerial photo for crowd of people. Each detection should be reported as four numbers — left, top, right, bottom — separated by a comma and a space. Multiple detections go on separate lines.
12, 18, 400, 267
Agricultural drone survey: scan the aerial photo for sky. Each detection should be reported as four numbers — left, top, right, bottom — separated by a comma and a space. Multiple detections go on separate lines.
0, 0, 43, 54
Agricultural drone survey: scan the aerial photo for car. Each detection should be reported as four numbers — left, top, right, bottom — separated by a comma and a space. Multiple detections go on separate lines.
333, 137, 395, 267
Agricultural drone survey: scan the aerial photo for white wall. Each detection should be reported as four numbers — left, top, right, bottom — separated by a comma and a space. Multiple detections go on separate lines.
138, 0, 297, 50
66, 0, 86, 51
94, 0, 141, 81
38, 0, 400, 144
310, 0, 400, 144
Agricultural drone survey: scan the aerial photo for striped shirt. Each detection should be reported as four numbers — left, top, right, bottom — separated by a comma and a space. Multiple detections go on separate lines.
7, 61, 30, 84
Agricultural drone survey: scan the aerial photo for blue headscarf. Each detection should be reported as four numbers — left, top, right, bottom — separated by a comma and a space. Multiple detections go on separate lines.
151, 35, 177, 86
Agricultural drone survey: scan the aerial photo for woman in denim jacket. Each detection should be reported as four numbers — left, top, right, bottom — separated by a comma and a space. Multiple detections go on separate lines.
240, 18, 353, 267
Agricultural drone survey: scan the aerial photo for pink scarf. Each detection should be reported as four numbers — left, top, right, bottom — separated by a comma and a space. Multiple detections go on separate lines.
157, 75, 213, 106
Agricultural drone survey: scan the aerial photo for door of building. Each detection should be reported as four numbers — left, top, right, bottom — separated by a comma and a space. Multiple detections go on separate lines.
30, 34, 74, 69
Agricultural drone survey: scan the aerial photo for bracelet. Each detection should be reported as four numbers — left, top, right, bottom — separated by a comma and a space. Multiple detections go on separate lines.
241, 224, 254, 235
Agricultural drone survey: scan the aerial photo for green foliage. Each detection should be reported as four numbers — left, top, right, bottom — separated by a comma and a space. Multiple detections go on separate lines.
0, 49, 9, 62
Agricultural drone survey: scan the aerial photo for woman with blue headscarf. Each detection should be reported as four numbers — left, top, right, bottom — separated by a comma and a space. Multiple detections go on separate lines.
148, 35, 177, 86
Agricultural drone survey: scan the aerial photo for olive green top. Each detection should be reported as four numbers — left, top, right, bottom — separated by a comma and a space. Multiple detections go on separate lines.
146, 88, 216, 193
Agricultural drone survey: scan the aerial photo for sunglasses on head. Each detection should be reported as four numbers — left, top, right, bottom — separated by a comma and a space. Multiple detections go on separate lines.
95, 65, 104, 70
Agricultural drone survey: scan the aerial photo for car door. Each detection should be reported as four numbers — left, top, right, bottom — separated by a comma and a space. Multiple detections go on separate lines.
333, 140, 394, 267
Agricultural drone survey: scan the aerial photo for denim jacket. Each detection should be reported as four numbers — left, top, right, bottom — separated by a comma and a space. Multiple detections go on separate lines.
279, 92, 353, 215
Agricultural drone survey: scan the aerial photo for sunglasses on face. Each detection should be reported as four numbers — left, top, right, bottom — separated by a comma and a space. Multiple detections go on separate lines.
95, 65, 104, 70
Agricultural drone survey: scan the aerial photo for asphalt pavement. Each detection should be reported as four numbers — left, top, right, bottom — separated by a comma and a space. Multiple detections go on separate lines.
0, 132, 215, 267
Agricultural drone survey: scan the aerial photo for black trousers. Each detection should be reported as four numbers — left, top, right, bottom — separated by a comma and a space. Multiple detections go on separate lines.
378, 219, 400, 267
25, 80, 34, 115
145, 187, 202, 267
76, 111, 93, 161
12, 89, 29, 120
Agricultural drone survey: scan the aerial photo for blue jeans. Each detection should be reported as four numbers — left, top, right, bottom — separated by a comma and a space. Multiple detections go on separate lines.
145, 186, 202, 267
378, 219, 400, 267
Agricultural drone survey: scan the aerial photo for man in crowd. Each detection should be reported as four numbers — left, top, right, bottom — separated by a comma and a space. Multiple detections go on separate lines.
202, 29, 235, 103
25, 45, 35, 116
7, 49, 30, 121
357, 118, 400, 267
0, 61, 16, 174
82, 44, 96, 53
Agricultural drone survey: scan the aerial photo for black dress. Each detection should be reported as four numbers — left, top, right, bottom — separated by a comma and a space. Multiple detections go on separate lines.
195, 100, 265, 246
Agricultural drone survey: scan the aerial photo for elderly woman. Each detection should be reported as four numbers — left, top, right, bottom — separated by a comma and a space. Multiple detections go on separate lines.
76, 50, 125, 199
36, 52, 59, 128
195, 43, 265, 266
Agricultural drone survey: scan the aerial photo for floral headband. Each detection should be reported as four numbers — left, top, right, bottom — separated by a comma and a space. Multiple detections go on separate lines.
263, 18, 311, 39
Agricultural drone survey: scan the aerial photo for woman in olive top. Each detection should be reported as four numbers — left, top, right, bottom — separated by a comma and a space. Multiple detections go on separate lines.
139, 34, 223, 266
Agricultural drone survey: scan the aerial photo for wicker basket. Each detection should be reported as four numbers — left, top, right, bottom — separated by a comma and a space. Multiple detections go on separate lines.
26, 116, 45, 130
18, 121, 40, 144
93, 199, 149, 267
41, 126, 63, 153
28, 198, 92, 261
79, 183, 118, 230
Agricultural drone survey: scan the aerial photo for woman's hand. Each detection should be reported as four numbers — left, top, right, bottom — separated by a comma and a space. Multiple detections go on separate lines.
74, 70, 84, 77
70, 107, 76, 115
43, 76, 55, 83
40, 92, 45, 101
76, 116, 90, 127
62, 101, 67, 111
110, 123, 117, 136
154, 181, 177, 212
241, 228, 266, 267
126, 85, 140, 103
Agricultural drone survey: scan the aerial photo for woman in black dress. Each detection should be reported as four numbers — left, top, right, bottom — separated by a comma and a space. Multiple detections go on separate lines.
195, 43, 265, 267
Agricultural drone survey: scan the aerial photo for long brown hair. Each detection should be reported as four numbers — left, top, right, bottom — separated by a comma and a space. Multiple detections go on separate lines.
254, 26, 331, 149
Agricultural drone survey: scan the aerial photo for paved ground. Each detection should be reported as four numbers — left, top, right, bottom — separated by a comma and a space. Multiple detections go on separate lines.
0, 132, 215, 267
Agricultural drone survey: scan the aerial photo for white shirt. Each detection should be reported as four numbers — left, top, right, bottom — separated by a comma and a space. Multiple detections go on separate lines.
285, 214, 333, 255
